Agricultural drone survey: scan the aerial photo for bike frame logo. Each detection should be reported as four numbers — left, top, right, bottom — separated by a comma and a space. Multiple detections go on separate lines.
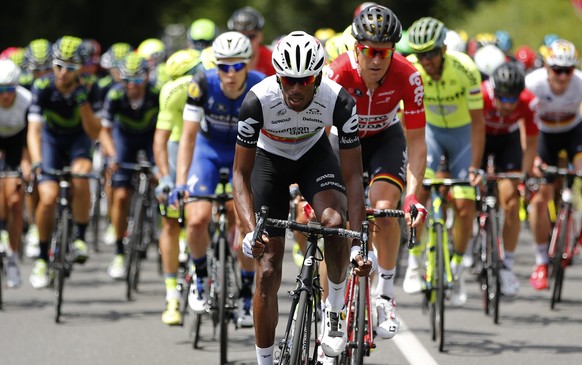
303, 255, 315, 267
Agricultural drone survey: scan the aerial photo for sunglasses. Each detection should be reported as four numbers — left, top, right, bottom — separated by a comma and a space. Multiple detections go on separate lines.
415, 48, 442, 60
216, 62, 247, 73
53, 59, 81, 72
278, 75, 317, 87
550, 66, 574, 75
0, 85, 16, 93
496, 95, 519, 104
122, 77, 146, 85
356, 44, 394, 59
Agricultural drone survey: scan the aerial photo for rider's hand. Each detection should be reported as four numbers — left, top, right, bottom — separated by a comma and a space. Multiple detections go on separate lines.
403, 194, 427, 227
169, 184, 188, 206
350, 245, 377, 277
532, 156, 546, 177
242, 231, 268, 259
31, 162, 42, 174
468, 167, 482, 186
155, 175, 174, 201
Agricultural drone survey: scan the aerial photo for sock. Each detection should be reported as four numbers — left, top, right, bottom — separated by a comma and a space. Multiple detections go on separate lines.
451, 251, 464, 266
535, 243, 549, 265
240, 270, 255, 298
116, 239, 124, 255
504, 251, 515, 270
192, 255, 208, 278
326, 278, 346, 309
376, 266, 396, 299
39, 241, 50, 262
0, 219, 6, 231
407, 252, 420, 269
255, 344, 274, 365
74, 222, 88, 241
164, 274, 180, 301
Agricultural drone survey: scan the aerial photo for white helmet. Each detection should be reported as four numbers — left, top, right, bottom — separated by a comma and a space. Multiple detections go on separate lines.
272, 31, 326, 77
473, 44, 506, 76
444, 30, 466, 53
544, 39, 578, 67
0, 59, 21, 85
212, 31, 252, 61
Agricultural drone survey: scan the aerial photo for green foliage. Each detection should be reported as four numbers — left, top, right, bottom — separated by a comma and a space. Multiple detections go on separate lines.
450, 0, 582, 52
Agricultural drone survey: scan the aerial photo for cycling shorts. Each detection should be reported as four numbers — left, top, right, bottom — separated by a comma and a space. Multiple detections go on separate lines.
111, 126, 155, 188
186, 133, 234, 196
482, 130, 522, 172
251, 135, 345, 237
39, 127, 92, 183
538, 122, 582, 183
0, 127, 26, 170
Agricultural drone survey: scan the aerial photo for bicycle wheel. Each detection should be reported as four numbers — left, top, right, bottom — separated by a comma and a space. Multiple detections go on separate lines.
0, 256, 4, 310
550, 211, 568, 309
434, 223, 445, 352
89, 177, 102, 252
289, 290, 312, 365
352, 276, 367, 365
53, 209, 70, 323
126, 197, 144, 301
218, 233, 229, 365
486, 213, 501, 324
178, 265, 193, 326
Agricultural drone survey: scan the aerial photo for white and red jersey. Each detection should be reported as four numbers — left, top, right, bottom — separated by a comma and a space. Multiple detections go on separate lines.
326, 51, 425, 138
481, 80, 538, 136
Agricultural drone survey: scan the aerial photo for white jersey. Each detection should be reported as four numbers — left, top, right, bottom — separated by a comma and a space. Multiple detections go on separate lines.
0, 86, 31, 137
236, 75, 359, 161
525, 68, 582, 133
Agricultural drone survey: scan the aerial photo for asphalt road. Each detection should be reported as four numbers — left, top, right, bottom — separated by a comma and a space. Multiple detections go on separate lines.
1, 223, 582, 365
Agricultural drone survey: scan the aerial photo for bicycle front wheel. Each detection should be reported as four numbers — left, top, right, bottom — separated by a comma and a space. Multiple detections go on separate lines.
435, 223, 446, 352
352, 276, 367, 365
89, 178, 102, 253
550, 210, 568, 309
126, 197, 144, 301
218, 234, 229, 365
289, 290, 312, 365
53, 209, 70, 323
485, 214, 501, 324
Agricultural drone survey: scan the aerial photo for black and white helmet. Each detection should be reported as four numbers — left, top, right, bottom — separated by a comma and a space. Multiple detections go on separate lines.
212, 31, 253, 61
272, 31, 326, 78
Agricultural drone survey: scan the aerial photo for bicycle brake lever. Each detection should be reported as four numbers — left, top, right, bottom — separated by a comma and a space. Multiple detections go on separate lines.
408, 205, 418, 249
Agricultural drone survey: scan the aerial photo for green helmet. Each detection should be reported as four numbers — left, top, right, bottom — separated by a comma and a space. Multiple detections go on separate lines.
119, 53, 149, 79
408, 17, 447, 53
100, 42, 133, 69
52, 35, 87, 64
25, 39, 53, 71
395, 30, 412, 56
188, 19, 218, 51
137, 38, 166, 65
165, 49, 201, 79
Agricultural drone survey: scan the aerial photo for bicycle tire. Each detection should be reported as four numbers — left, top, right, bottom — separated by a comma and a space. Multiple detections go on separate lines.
0, 256, 4, 310
353, 276, 367, 365
550, 210, 568, 309
486, 213, 501, 324
126, 196, 144, 301
191, 311, 203, 349
218, 233, 229, 365
435, 223, 445, 352
289, 290, 311, 365
54, 209, 70, 323
178, 266, 192, 326
89, 178, 102, 253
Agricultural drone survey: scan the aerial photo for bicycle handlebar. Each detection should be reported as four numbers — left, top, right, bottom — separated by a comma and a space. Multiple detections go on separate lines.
422, 178, 473, 188
365, 207, 418, 249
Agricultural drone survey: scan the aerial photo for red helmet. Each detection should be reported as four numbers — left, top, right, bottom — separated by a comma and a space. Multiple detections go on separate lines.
515, 45, 536, 70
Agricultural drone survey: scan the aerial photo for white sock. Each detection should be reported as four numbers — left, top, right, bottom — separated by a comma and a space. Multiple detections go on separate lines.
256, 344, 275, 365
535, 243, 549, 265
375, 266, 396, 299
326, 278, 346, 309
407, 253, 420, 268
504, 251, 515, 270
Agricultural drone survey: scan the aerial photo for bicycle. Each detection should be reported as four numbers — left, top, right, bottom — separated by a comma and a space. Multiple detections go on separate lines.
472, 165, 524, 324
0, 168, 24, 310
421, 177, 472, 352
117, 160, 158, 301
540, 166, 582, 309
32, 166, 98, 323
338, 207, 417, 365
252, 205, 368, 365
178, 167, 240, 364
89, 141, 107, 253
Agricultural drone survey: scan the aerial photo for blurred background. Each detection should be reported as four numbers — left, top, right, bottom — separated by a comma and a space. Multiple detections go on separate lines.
1, 0, 581, 58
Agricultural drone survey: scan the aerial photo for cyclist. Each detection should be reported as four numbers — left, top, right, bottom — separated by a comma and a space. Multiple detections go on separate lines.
22, 38, 53, 258
234, 31, 369, 364
137, 38, 169, 89
27, 36, 101, 289
481, 61, 539, 296
153, 48, 202, 325
98, 53, 159, 280
0, 59, 30, 288
326, 4, 427, 340
187, 18, 218, 52
525, 39, 582, 290
405, 17, 485, 307
171, 31, 265, 327
227, 6, 276, 76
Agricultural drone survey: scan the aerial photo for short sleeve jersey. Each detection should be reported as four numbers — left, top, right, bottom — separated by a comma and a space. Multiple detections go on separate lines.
156, 75, 191, 142
236, 76, 359, 161
481, 80, 538, 136
183, 69, 266, 146
327, 51, 425, 138
407, 50, 484, 128
101, 83, 160, 133
525, 68, 582, 133
0, 85, 31, 137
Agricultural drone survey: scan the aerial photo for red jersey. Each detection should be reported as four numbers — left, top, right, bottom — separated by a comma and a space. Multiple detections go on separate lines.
326, 51, 425, 138
255, 45, 276, 76
481, 80, 538, 136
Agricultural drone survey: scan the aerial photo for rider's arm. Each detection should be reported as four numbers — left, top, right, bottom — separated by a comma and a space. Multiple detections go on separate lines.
469, 108, 485, 171
78, 102, 101, 140
153, 128, 171, 178
405, 127, 427, 197
98, 126, 116, 159
26, 120, 42, 164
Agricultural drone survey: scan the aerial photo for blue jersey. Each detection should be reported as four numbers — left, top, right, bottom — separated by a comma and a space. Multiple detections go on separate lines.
101, 82, 160, 134
183, 69, 265, 146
